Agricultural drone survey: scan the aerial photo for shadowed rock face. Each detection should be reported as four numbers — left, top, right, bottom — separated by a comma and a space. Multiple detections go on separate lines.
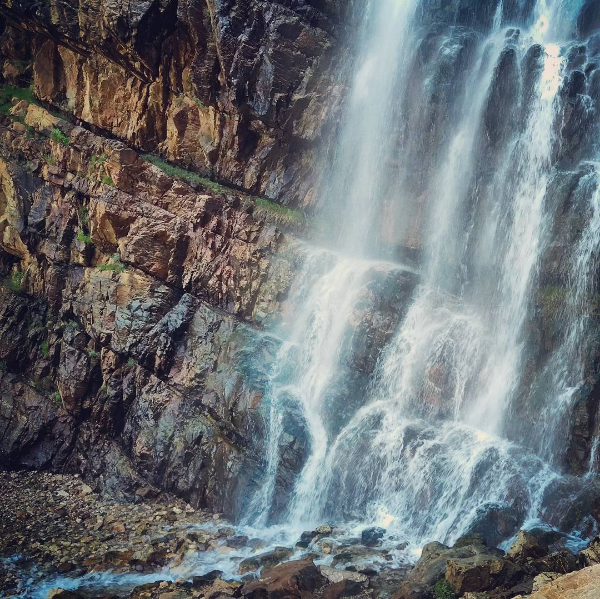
0, 99, 295, 511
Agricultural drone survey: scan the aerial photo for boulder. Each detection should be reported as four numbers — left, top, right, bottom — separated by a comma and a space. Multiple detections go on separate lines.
445, 554, 524, 594
361, 527, 386, 547
580, 536, 600, 567
241, 558, 326, 598
507, 530, 549, 561
238, 546, 294, 575
521, 564, 600, 598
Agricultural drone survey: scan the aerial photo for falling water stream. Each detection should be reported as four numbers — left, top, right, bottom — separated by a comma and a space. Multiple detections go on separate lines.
243, 0, 600, 550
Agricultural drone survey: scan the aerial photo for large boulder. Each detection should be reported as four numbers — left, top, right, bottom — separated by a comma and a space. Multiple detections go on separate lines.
445, 553, 524, 594
241, 558, 326, 598
507, 530, 550, 561
520, 564, 600, 598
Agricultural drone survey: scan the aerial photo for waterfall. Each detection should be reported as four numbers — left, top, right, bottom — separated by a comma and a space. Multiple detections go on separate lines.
242, 0, 600, 548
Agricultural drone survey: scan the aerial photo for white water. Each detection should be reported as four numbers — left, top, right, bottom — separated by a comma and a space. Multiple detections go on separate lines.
243, 0, 600, 550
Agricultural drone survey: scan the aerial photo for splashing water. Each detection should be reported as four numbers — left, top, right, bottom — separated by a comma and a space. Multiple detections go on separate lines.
243, 0, 600, 551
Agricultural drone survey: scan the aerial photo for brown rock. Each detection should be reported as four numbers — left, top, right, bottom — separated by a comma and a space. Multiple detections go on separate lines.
522, 564, 600, 598
241, 558, 326, 598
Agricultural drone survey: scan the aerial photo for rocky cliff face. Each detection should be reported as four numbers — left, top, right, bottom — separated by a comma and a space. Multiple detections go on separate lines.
1, 0, 600, 523
0, 0, 356, 512
0, 0, 348, 207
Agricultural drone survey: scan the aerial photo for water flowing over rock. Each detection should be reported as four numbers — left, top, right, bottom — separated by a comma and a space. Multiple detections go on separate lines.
1, 0, 600, 596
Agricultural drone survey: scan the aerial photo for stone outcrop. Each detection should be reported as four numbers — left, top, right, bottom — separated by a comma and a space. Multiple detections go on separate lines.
516, 564, 600, 598
0, 97, 297, 511
0, 0, 348, 207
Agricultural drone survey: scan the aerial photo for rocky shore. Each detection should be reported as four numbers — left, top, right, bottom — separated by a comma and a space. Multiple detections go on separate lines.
2, 470, 600, 599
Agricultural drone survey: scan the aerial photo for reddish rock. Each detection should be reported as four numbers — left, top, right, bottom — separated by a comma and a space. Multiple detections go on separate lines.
241, 558, 326, 598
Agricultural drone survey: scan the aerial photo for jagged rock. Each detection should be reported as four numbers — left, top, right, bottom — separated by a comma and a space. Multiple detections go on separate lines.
445, 553, 524, 594
361, 526, 386, 547
517, 564, 600, 598
47, 591, 83, 599
507, 531, 549, 561
241, 558, 326, 598
580, 536, 600, 567
532, 571, 562, 591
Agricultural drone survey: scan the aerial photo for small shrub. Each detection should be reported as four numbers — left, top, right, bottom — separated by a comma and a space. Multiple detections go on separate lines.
87, 349, 99, 359
0, 361, 6, 371
90, 154, 106, 166
100, 385, 108, 395
97, 253, 125, 273
141, 153, 225, 193
78, 206, 89, 227
43, 153, 56, 166
76, 230, 92, 245
40, 340, 49, 358
65, 319, 79, 330
0, 84, 37, 115
101, 175, 115, 187
127, 357, 137, 367
50, 128, 70, 146
253, 197, 303, 225
5, 270, 24, 292
433, 580, 456, 599
51, 391, 62, 407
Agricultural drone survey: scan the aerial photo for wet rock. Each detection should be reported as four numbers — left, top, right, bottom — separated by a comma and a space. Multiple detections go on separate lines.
316, 524, 334, 535
580, 536, 600, 567
238, 546, 294, 574
507, 530, 549, 561
226, 535, 249, 549
320, 566, 369, 597
361, 527, 386, 547
445, 553, 524, 594
241, 558, 326, 598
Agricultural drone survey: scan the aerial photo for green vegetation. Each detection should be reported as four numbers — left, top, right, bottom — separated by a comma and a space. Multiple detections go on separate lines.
40, 340, 49, 358
141, 153, 225, 193
100, 385, 108, 395
141, 153, 304, 226
43, 153, 56, 166
78, 206, 89, 227
127, 357, 137, 367
0, 361, 6, 371
50, 128, 70, 146
0, 84, 36, 115
4, 270, 24, 292
97, 253, 125, 273
90, 153, 106, 166
253, 197, 304, 225
101, 175, 115, 187
76, 230, 92, 245
52, 391, 62, 407
540, 286, 568, 319
433, 580, 456, 599
65, 319, 79, 330
87, 349, 99, 359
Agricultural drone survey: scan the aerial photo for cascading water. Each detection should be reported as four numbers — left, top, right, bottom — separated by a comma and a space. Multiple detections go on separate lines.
242, 0, 600, 552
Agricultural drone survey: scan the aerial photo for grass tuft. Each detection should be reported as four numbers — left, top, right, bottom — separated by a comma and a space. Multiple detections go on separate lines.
50, 128, 70, 146
76, 230, 92, 245
141, 153, 304, 226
